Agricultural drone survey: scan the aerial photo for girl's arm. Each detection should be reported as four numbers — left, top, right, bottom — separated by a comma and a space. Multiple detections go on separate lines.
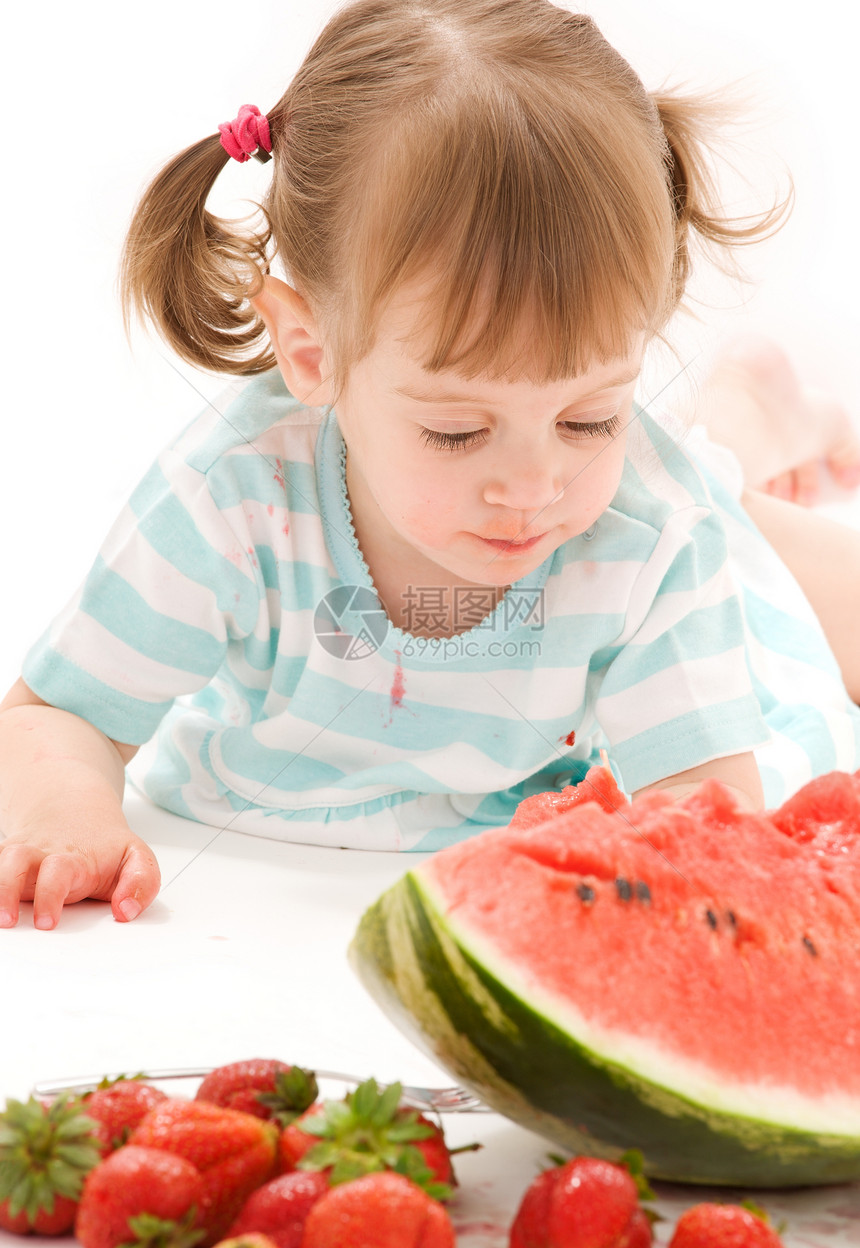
0, 679, 160, 930
633, 750, 765, 812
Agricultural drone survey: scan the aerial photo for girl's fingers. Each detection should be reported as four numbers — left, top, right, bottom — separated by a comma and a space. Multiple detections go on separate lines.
31, 853, 87, 930
111, 844, 162, 923
0, 835, 159, 928
0, 843, 42, 926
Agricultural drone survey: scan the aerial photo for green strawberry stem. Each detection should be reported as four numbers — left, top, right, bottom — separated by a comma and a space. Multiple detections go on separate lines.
119, 1210, 205, 1248
295, 1078, 453, 1199
255, 1067, 319, 1126
618, 1148, 656, 1202
0, 1096, 102, 1220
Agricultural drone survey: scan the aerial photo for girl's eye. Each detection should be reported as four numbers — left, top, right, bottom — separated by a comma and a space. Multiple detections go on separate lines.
561, 413, 622, 439
419, 412, 622, 452
419, 427, 488, 451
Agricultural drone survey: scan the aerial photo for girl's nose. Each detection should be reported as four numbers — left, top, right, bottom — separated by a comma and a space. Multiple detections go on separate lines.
481, 449, 567, 512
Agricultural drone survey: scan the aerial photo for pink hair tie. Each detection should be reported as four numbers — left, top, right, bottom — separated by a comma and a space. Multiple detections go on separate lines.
218, 104, 272, 163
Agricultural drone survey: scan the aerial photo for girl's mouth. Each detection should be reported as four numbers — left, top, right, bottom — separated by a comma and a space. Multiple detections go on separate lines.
479, 533, 546, 553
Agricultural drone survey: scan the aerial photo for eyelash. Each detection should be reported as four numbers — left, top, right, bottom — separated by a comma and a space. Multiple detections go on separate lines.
419, 414, 622, 452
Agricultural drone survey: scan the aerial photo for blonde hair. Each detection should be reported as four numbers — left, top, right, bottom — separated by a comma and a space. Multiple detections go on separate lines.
121, 0, 786, 396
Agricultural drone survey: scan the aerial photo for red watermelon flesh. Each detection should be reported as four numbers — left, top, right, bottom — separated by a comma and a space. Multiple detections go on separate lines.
422, 771, 860, 1108
510, 762, 627, 829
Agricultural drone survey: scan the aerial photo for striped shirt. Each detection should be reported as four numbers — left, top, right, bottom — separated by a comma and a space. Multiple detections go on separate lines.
23, 372, 860, 850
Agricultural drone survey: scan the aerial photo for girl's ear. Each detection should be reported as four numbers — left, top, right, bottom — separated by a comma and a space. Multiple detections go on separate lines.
252, 276, 333, 405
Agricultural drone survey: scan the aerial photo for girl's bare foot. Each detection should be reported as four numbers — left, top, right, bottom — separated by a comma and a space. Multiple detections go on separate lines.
699, 335, 860, 504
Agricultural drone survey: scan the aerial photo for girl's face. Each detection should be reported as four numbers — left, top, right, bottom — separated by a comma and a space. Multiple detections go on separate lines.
333, 292, 642, 591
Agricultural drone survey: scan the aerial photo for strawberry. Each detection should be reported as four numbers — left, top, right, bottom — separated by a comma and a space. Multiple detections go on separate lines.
276, 1104, 324, 1173
0, 1095, 102, 1235
509, 1156, 652, 1248
84, 1080, 170, 1154
278, 1078, 461, 1196
301, 1171, 456, 1248
195, 1062, 318, 1127
75, 1146, 205, 1248
668, 1202, 785, 1247
225, 1172, 329, 1248
128, 1100, 278, 1243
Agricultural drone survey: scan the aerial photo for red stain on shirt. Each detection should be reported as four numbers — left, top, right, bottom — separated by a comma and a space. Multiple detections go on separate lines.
273, 458, 285, 489
267, 503, 274, 516
558, 729, 576, 746
282, 523, 290, 537
391, 650, 405, 709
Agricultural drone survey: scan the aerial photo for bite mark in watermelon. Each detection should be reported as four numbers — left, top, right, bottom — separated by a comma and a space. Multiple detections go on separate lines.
350, 767, 860, 1186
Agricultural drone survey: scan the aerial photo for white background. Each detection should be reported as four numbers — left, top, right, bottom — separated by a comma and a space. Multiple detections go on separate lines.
2, 12, 860, 1238
1, 0, 858, 695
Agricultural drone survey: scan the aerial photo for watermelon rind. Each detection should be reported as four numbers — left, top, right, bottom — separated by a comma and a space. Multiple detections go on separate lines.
349, 869, 860, 1186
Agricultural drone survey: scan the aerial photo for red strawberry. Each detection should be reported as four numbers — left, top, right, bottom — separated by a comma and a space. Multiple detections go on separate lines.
278, 1079, 460, 1195
128, 1100, 278, 1242
618, 1211, 653, 1248
0, 1193, 81, 1237
509, 1156, 651, 1248
74, 1145, 205, 1248
195, 1062, 318, 1127
668, 1203, 784, 1247
301, 1171, 456, 1248
0, 1095, 102, 1235
225, 1171, 329, 1248
277, 1104, 324, 1173
85, 1080, 170, 1154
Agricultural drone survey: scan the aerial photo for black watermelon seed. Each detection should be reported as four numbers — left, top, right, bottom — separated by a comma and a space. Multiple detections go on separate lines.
727, 910, 738, 928
705, 909, 718, 930
634, 880, 651, 904
576, 883, 595, 905
615, 877, 632, 902
803, 935, 818, 957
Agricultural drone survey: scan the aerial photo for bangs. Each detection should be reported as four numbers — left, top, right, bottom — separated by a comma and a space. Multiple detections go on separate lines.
338, 72, 677, 383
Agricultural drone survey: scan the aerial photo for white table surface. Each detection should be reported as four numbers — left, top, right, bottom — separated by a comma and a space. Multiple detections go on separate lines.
2, 789, 860, 1248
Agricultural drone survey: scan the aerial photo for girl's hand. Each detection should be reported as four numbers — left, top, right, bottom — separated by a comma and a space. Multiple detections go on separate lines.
0, 679, 159, 929
0, 821, 161, 931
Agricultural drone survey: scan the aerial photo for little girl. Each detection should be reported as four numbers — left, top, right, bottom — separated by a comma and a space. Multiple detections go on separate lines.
2, 0, 860, 929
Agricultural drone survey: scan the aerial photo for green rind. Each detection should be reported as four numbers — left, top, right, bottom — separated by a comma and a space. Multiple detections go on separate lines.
349, 872, 860, 1186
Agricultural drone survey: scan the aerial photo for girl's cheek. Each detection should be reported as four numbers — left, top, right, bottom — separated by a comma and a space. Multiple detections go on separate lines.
396, 489, 461, 543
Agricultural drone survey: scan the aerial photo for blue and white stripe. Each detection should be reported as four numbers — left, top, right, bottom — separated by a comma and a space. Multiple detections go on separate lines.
23, 372, 860, 849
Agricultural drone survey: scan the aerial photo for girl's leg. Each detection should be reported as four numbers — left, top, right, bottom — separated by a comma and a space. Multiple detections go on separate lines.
697, 336, 860, 504
740, 486, 860, 703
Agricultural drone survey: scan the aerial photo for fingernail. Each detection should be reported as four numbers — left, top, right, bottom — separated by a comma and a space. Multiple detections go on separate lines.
119, 898, 142, 922
35, 914, 55, 930
0, 909, 14, 928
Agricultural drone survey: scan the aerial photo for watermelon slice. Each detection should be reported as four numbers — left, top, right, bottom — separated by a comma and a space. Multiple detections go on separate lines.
350, 767, 860, 1186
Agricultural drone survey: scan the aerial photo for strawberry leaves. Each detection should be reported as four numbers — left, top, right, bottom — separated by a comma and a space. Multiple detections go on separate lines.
296, 1079, 453, 1198
254, 1067, 318, 1127
0, 1096, 101, 1220
118, 1211, 206, 1248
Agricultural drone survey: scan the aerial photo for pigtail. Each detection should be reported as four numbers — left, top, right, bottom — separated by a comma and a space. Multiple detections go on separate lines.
120, 134, 274, 375
653, 89, 794, 308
